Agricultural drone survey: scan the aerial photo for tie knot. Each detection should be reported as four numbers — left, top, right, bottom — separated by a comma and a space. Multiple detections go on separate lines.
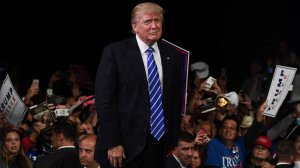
147, 47, 154, 54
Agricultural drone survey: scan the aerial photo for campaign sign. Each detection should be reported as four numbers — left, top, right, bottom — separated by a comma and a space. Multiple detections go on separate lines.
264, 65, 297, 117
0, 75, 28, 128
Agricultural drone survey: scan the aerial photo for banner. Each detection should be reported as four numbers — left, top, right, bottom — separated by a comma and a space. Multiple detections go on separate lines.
0, 75, 28, 128
264, 65, 297, 117
162, 39, 190, 114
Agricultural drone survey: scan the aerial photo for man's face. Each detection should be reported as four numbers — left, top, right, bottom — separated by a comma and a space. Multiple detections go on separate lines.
174, 141, 194, 166
220, 119, 238, 141
79, 139, 98, 167
132, 12, 162, 45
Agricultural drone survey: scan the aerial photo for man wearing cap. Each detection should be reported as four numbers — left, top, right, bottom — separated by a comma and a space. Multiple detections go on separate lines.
187, 62, 223, 114
244, 136, 274, 167
190, 61, 209, 88
239, 115, 254, 136
204, 102, 267, 168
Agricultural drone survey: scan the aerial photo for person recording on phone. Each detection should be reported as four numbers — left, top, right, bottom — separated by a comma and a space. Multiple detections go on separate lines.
94, 2, 182, 168
23, 79, 40, 106
187, 62, 223, 114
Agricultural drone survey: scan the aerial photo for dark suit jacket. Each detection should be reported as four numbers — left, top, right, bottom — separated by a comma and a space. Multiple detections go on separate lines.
275, 163, 293, 168
94, 37, 182, 165
164, 155, 184, 168
33, 147, 82, 168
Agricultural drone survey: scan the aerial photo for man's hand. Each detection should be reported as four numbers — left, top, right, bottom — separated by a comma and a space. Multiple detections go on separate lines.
108, 145, 126, 167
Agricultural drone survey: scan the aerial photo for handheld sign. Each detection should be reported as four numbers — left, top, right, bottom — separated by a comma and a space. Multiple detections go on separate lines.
264, 65, 297, 117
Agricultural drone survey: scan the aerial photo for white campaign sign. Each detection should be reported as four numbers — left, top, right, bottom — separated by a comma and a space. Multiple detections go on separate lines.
0, 75, 28, 128
264, 65, 297, 117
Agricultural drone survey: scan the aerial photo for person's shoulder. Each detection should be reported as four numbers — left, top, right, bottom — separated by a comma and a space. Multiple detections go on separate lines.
34, 154, 53, 167
164, 155, 181, 168
157, 40, 182, 57
208, 137, 221, 145
158, 40, 178, 51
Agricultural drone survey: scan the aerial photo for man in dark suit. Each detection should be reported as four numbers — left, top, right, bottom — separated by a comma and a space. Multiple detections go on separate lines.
94, 2, 182, 168
275, 140, 296, 168
164, 131, 194, 168
33, 118, 82, 168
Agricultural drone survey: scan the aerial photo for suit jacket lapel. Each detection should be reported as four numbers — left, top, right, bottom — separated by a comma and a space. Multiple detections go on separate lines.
158, 42, 172, 95
126, 38, 150, 102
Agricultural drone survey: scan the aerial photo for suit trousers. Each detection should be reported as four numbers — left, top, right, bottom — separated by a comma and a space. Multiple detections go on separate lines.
100, 134, 165, 168
123, 134, 165, 168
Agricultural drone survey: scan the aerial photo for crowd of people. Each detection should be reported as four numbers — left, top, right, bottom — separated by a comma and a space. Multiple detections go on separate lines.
1, 1, 300, 168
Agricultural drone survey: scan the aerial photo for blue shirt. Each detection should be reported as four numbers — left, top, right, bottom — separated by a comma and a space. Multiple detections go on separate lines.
205, 137, 246, 168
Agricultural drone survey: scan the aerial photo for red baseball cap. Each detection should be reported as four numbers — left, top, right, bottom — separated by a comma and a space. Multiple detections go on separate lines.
255, 136, 272, 149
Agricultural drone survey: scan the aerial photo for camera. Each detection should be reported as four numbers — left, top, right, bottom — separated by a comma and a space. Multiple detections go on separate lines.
199, 97, 216, 113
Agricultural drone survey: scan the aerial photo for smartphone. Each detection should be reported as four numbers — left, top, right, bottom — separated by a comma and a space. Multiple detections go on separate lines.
205, 76, 216, 89
47, 89, 53, 96
32, 79, 39, 89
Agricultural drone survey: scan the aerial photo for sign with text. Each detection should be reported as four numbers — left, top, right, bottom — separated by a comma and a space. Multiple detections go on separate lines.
0, 75, 28, 128
264, 65, 297, 117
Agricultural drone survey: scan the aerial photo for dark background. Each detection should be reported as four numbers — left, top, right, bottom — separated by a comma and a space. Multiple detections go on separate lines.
2, 1, 300, 95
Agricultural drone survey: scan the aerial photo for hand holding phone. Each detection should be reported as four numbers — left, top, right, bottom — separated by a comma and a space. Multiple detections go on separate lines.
195, 129, 211, 145
32, 79, 39, 89
205, 76, 216, 89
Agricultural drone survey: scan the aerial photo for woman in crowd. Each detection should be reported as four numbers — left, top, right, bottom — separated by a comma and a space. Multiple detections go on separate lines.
1, 128, 32, 168
191, 144, 204, 168
244, 136, 274, 168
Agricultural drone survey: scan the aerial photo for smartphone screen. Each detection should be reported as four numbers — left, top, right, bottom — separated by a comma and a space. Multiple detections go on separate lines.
32, 79, 39, 89
205, 76, 216, 89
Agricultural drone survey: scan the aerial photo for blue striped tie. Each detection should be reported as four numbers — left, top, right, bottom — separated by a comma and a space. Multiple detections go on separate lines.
147, 47, 165, 140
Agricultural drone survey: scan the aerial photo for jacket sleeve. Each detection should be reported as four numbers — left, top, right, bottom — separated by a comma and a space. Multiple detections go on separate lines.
95, 45, 121, 149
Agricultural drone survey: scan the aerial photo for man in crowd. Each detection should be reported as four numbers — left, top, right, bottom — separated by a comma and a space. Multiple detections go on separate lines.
164, 131, 194, 167
79, 134, 100, 168
33, 117, 82, 168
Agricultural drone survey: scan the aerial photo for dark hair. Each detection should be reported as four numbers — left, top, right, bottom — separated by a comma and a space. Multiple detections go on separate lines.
222, 115, 240, 130
276, 140, 295, 160
52, 78, 73, 98
177, 130, 195, 145
52, 117, 77, 142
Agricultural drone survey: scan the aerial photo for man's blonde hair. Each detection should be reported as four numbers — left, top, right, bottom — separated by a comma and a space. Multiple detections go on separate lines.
131, 2, 164, 25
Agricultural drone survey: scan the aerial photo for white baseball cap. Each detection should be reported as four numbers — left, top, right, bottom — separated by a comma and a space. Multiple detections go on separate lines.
190, 62, 209, 79
224, 91, 239, 108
